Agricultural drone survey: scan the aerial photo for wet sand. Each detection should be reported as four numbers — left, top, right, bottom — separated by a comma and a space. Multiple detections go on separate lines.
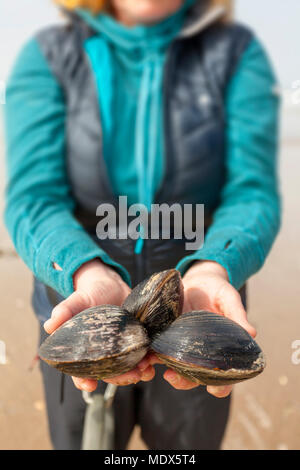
0, 107, 299, 450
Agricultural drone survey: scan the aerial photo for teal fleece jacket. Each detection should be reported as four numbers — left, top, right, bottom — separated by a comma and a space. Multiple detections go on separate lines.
4, 22, 281, 299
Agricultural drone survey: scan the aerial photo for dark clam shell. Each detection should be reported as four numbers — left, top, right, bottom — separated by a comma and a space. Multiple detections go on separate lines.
123, 269, 183, 338
38, 305, 149, 380
151, 311, 266, 386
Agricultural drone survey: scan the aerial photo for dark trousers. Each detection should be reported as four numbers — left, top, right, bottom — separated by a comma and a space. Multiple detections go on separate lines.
39, 324, 231, 450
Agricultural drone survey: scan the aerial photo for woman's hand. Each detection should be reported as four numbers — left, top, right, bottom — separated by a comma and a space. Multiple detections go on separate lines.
43, 259, 156, 392
162, 260, 257, 398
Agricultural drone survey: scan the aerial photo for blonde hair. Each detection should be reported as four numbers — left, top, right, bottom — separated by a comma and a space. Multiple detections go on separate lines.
55, 0, 107, 14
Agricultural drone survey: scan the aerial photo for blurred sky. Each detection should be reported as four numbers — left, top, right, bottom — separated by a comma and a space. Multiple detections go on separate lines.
0, 0, 299, 87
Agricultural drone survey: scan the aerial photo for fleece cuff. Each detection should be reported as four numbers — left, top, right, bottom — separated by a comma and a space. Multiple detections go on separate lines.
33, 226, 131, 298
176, 228, 264, 291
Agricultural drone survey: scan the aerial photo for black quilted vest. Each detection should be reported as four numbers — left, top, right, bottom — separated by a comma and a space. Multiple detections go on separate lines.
33, 13, 252, 315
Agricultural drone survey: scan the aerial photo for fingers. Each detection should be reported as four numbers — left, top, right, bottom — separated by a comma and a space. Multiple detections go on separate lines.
72, 365, 156, 394
137, 353, 160, 382
139, 366, 155, 382
139, 352, 164, 367
73, 364, 156, 390
72, 363, 156, 392
72, 373, 233, 396
163, 369, 233, 397
102, 353, 157, 386
163, 369, 199, 390
217, 285, 257, 338
103, 369, 141, 386
72, 377, 98, 392
102, 352, 162, 386
104, 365, 156, 386
207, 385, 233, 398
44, 290, 91, 334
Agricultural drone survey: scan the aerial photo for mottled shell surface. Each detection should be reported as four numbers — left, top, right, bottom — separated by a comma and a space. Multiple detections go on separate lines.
151, 311, 266, 386
123, 269, 183, 338
38, 305, 149, 380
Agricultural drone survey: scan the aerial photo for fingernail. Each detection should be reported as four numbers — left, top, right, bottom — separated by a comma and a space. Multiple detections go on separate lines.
144, 370, 154, 379
131, 376, 141, 385
209, 386, 230, 395
169, 373, 181, 385
44, 319, 51, 330
137, 360, 149, 372
121, 374, 141, 386
82, 381, 96, 392
52, 309, 60, 319
141, 367, 154, 381
119, 379, 137, 386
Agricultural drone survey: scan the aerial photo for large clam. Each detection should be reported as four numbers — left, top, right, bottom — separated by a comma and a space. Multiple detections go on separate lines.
39, 305, 149, 380
39, 270, 182, 380
39, 269, 265, 385
151, 311, 265, 385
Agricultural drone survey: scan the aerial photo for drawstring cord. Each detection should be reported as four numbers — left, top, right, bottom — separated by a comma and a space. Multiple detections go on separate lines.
134, 58, 163, 255
148, 61, 163, 207
134, 63, 151, 255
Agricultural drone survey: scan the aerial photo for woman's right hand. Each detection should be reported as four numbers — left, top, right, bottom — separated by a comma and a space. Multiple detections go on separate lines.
43, 259, 156, 392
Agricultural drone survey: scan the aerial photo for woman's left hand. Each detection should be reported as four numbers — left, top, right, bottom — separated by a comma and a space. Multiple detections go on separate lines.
162, 260, 257, 398
44, 259, 156, 391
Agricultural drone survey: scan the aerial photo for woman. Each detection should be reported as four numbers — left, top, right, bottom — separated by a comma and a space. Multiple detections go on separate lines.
4, 0, 280, 450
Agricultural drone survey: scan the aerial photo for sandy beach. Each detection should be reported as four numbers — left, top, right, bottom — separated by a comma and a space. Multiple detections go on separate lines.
0, 105, 299, 450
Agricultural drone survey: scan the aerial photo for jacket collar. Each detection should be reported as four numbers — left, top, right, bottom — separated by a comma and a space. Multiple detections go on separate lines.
180, 0, 227, 38
63, 1, 227, 40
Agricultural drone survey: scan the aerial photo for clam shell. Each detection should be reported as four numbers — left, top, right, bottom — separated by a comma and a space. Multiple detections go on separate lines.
151, 311, 266, 386
38, 305, 149, 380
123, 269, 183, 338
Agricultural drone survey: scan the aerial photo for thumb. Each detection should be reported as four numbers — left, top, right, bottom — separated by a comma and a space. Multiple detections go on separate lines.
217, 286, 257, 338
44, 290, 92, 335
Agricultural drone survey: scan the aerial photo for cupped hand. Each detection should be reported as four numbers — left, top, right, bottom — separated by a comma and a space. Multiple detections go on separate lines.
44, 259, 156, 392
162, 260, 257, 398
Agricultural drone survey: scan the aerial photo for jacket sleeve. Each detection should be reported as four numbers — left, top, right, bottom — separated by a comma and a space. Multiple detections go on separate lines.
176, 37, 281, 290
4, 38, 131, 298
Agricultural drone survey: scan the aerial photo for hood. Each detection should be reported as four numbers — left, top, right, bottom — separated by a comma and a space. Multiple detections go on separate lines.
63, 1, 228, 40
180, 0, 227, 38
